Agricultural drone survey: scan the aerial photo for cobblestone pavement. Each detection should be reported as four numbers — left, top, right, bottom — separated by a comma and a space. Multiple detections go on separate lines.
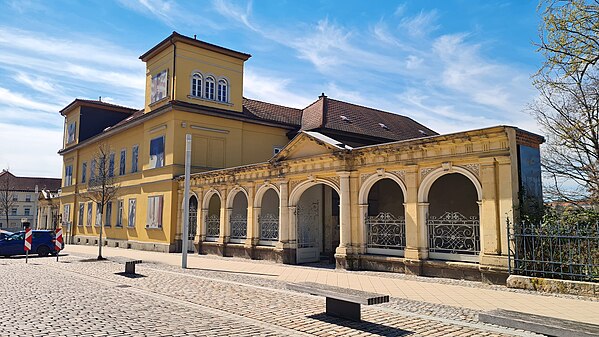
0, 255, 544, 337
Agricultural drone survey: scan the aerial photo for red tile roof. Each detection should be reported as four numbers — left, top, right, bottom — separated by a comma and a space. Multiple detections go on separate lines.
243, 98, 302, 126
0, 171, 61, 192
59, 99, 138, 116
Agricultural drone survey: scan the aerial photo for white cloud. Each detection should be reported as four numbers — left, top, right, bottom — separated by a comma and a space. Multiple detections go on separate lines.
0, 123, 62, 178
213, 0, 258, 31
243, 68, 312, 108
0, 87, 63, 113
399, 10, 440, 38
118, 0, 221, 30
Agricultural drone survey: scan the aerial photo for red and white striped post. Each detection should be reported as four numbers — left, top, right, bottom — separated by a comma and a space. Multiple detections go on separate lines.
55, 227, 63, 262
24, 227, 32, 263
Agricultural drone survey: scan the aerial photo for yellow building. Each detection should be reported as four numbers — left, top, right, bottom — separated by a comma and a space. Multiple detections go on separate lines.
59, 32, 543, 282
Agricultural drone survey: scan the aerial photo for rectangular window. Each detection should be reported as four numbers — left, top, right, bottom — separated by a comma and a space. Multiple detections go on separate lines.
146, 195, 163, 229
63, 204, 70, 226
119, 149, 126, 175
11, 208, 17, 216
67, 122, 76, 143
150, 70, 168, 103
95, 204, 101, 226
24, 208, 30, 216
12, 195, 17, 201
128, 198, 136, 228
86, 202, 92, 227
108, 152, 115, 177
65, 165, 73, 186
131, 145, 139, 173
149, 136, 165, 169
81, 162, 87, 183
116, 200, 124, 227
105, 202, 112, 227
90, 160, 96, 181
25, 194, 31, 202
78, 203, 84, 227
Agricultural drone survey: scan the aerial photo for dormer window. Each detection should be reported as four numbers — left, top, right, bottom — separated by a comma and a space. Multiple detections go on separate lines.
379, 123, 389, 130
418, 129, 428, 136
340, 115, 352, 123
191, 73, 202, 97
217, 78, 228, 102
205, 76, 215, 100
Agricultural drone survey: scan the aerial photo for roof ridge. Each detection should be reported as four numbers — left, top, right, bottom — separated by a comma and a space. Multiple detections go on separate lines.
327, 97, 409, 120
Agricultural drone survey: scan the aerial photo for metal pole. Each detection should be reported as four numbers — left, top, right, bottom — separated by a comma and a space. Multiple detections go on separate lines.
182, 134, 192, 269
33, 185, 38, 229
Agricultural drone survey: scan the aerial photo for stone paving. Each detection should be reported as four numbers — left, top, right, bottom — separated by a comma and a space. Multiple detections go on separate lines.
0, 254, 546, 337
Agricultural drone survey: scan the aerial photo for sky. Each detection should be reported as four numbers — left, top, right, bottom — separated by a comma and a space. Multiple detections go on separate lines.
0, 0, 545, 178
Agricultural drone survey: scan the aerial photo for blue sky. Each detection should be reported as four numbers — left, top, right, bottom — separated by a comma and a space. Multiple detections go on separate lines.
0, 0, 543, 178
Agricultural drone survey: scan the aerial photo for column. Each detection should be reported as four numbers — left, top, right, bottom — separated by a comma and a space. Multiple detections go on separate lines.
245, 186, 255, 247
276, 180, 289, 249
336, 171, 351, 255
357, 204, 368, 253
404, 166, 427, 260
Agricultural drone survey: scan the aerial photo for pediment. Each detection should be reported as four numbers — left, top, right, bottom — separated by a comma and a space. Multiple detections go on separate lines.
272, 131, 349, 161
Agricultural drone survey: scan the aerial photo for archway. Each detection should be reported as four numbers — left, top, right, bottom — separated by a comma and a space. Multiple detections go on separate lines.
292, 182, 340, 264
426, 173, 480, 262
365, 178, 405, 256
258, 188, 279, 245
187, 195, 198, 252
229, 190, 248, 243
205, 193, 220, 241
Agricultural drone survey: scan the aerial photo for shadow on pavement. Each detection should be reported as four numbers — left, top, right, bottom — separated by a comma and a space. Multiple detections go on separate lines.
307, 313, 413, 337
185, 267, 278, 277
114, 272, 147, 278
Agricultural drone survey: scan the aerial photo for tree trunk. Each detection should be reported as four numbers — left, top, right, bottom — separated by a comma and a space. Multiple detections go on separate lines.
98, 210, 104, 260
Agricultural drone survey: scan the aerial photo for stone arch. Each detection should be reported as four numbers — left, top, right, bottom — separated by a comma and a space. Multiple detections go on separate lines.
254, 183, 279, 208
226, 186, 249, 209
418, 166, 482, 203
359, 172, 407, 205
289, 179, 340, 207
202, 189, 222, 210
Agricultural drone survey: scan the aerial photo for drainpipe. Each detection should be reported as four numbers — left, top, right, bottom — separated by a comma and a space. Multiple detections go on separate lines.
171, 36, 176, 101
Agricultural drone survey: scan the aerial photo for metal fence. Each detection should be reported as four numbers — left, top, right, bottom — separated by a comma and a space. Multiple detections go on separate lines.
508, 221, 599, 282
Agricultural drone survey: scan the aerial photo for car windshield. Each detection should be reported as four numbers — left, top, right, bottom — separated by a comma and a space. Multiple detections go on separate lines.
8, 233, 24, 241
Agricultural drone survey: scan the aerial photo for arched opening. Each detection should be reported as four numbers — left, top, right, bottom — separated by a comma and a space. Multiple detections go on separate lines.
205, 193, 220, 241
295, 183, 340, 264
217, 78, 228, 102
366, 178, 405, 256
205, 76, 215, 100
427, 173, 480, 262
258, 188, 279, 245
188, 195, 198, 251
229, 191, 248, 243
191, 73, 202, 97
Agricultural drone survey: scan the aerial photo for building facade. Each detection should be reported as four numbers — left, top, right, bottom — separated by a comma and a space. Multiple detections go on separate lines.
59, 32, 543, 282
0, 170, 61, 231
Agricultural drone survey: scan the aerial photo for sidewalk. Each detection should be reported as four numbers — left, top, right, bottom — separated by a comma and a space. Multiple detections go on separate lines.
64, 244, 599, 325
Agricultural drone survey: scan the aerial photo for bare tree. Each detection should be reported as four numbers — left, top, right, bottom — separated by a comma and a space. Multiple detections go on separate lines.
0, 170, 18, 229
77, 144, 120, 259
531, 0, 599, 206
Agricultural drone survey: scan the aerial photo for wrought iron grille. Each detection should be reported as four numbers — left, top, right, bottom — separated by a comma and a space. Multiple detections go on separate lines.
229, 213, 247, 240
297, 203, 319, 248
205, 214, 220, 238
188, 205, 197, 240
508, 221, 599, 282
259, 213, 279, 242
366, 212, 406, 250
427, 212, 480, 255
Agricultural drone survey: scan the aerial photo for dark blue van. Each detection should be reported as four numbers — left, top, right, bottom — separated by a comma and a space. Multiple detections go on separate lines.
0, 230, 60, 257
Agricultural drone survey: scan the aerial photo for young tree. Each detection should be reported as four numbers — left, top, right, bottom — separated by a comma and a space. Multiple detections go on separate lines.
78, 144, 120, 259
0, 170, 17, 229
531, 0, 599, 206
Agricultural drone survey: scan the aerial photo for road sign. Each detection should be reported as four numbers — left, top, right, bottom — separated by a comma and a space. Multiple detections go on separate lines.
55, 228, 63, 251
24, 228, 32, 252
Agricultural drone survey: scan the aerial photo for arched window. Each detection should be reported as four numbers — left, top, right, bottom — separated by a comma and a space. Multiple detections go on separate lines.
191, 73, 202, 97
217, 78, 228, 102
205, 76, 215, 100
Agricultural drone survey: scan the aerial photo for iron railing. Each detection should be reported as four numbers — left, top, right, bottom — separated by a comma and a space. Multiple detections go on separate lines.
366, 212, 406, 251
229, 214, 247, 240
427, 212, 480, 255
259, 213, 279, 242
508, 221, 599, 282
205, 214, 220, 239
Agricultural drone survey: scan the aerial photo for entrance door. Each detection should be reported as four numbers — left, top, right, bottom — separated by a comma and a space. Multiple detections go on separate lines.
188, 196, 198, 252
296, 202, 320, 263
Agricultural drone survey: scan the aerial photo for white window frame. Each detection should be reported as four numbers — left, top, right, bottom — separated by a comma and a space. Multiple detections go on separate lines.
205, 76, 215, 100
128, 198, 136, 228
149, 136, 165, 169
67, 121, 76, 143
217, 78, 228, 102
65, 165, 73, 186
146, 195, 163, 229
191, 72, 203, 97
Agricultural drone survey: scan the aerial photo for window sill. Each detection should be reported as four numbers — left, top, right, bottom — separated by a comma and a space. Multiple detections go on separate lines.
149, 97, 168, 107
187, 95, 233, 107
145, 226, 163, 230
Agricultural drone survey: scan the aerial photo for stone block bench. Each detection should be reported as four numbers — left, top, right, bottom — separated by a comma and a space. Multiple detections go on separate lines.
287, 282, 389, 321
479, 309, 599, 337
124, 260, 142, 275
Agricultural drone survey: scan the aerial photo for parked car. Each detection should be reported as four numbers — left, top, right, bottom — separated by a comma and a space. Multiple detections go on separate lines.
0, 230, 60, 257
0, 230, 13, 240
